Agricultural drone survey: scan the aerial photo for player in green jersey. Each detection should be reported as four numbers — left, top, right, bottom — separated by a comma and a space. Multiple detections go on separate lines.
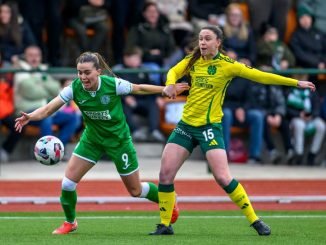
15, 52, 189, 235
150, 25, 316, 236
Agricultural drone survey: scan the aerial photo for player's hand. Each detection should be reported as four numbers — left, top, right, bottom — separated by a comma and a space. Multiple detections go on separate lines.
163, 84, 177, 99
15, 112, 30, 133
297, 81, 316, 92
175, 83, 190, 95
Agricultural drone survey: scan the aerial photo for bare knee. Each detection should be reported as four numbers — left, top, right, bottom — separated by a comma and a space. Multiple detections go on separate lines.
215, 175, 232, 188
159, 168, 175, 184
128, 186, 142, 197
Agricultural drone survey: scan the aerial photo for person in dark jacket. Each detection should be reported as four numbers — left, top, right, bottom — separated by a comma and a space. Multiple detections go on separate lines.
222, 79, 264, 164
0, 2, 36, 66
125, 2, 176, 67
248, 83, 294, 164
113, 46, 165, 142
289, 7, 325, 70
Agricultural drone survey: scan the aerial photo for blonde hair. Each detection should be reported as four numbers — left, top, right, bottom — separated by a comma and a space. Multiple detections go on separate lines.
76, 52, 117, 77
224, 3, 248, 41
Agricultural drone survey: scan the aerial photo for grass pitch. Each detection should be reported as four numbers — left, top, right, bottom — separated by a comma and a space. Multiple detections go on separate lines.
0, 211, 325, 245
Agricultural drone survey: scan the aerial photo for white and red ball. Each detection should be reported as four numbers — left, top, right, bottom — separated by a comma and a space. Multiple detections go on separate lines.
34, 136, 64, 165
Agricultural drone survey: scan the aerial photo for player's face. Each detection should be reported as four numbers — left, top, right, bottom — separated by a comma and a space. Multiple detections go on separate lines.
198, 29, 221, 59
77, 62, 101, 91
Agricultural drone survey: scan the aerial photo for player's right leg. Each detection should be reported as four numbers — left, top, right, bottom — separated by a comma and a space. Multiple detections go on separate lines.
150, 142, 190, 235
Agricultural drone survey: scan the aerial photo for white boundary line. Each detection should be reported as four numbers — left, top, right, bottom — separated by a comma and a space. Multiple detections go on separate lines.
1, 195, 326, 204
0, 215, 326, 220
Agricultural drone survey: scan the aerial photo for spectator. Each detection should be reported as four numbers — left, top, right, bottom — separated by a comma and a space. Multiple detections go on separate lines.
113, 46, 165, 142
154, 0, 194, 47
286, 86, 325, 165
0, 51, 21, 162
13, 45, 77, 146
222, 3, 263, 164
63, 0, 110, 54
188, 0, 229, 32
222, 79, 264, 164
110, 0, 144, 64
256, 25, 295, 71
125, 1, 176, 70
18, 0, 63, 66
298, 0, 326, 34
289, 6, 325, 70
248, 83, 294, 164
256, 25, 296, 164
0, 1, 36, 67
247, 0, 291, 40
223, 3, 256, 66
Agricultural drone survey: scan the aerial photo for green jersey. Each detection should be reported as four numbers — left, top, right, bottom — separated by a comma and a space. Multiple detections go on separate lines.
60, 75, 133, 147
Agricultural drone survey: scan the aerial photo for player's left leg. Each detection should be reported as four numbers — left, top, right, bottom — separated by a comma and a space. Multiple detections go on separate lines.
53, 154, 95, 234
206, 149, 271, 236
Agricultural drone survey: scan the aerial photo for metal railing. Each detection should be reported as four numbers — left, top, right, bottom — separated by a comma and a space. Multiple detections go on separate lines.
0, 67, 326, 76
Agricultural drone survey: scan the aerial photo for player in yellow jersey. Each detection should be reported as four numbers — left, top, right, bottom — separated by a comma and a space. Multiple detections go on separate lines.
150, 25, 315, 236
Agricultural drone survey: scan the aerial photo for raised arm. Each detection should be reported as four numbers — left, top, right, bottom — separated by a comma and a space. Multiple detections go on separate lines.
15, 96, 65, 133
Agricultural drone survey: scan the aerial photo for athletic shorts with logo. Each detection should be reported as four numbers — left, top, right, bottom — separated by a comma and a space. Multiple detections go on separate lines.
73, 134, 138, 176
168, 120, 225, 153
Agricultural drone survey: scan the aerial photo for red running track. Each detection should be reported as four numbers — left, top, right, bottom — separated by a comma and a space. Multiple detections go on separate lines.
0, 180, 325, 212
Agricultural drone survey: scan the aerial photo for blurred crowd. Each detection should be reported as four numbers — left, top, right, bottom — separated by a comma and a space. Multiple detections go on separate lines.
0, 0, 326, 166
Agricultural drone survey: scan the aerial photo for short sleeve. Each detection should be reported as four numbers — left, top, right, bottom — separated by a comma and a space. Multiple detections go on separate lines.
59, 85, 73, 103
115, 77, 132, 95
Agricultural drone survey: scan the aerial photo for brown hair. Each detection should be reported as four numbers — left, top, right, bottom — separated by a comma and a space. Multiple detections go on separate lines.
185, 25, 224, 72
0, 2, 22, 47
76, 52, 117, 77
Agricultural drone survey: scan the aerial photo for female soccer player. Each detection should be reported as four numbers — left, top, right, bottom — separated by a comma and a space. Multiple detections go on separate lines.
15, 52, 188, 235
150, 26, 316, 236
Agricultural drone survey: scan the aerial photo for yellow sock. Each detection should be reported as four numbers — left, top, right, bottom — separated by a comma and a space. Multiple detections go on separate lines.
158, 184, 175, 226
225, 179, 258, 224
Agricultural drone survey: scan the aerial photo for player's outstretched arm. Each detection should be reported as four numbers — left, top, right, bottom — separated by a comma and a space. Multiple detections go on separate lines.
15, 96, 65, 133
297, 80, 316, 92
132, 83, 189, 96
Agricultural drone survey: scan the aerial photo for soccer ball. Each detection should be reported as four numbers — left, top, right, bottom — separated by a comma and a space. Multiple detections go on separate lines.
34, 136, 64, 165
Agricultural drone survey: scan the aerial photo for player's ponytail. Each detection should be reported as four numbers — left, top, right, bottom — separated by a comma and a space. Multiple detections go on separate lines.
76, 52, 117, 77
185, 25, 225, 73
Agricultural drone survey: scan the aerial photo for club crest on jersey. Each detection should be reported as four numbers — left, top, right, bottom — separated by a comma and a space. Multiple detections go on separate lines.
100, 95, 110, 104
207, 65, 217, 75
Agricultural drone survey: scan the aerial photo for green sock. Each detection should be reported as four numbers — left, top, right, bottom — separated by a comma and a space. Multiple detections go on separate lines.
60, 190, 77, 223
146, 182, 159, 203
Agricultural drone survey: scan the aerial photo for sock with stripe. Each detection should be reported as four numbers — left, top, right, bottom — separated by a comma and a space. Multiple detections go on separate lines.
140, 182, 159, 203
60, 190, 77, 223
158, 184, 175, 226
224, 179, 258, 224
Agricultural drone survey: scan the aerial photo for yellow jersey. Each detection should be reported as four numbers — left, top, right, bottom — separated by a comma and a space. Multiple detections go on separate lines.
166, 52, 298, 127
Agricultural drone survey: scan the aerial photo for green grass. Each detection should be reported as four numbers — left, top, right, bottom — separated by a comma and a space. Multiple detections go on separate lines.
0, 211, 326, 244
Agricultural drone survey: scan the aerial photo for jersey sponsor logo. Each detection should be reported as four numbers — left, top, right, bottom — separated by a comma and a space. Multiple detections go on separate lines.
194, 77, 213, 89
100, 95, 110, 104
209, 139, 218, 146
84, 110, 112, 120
174, 127, 192, 139
207, 65, 217, 75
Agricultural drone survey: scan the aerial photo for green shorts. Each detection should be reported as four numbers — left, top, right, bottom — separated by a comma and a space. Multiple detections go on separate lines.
167, 120, 225, 154
73, 135, 139, 176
